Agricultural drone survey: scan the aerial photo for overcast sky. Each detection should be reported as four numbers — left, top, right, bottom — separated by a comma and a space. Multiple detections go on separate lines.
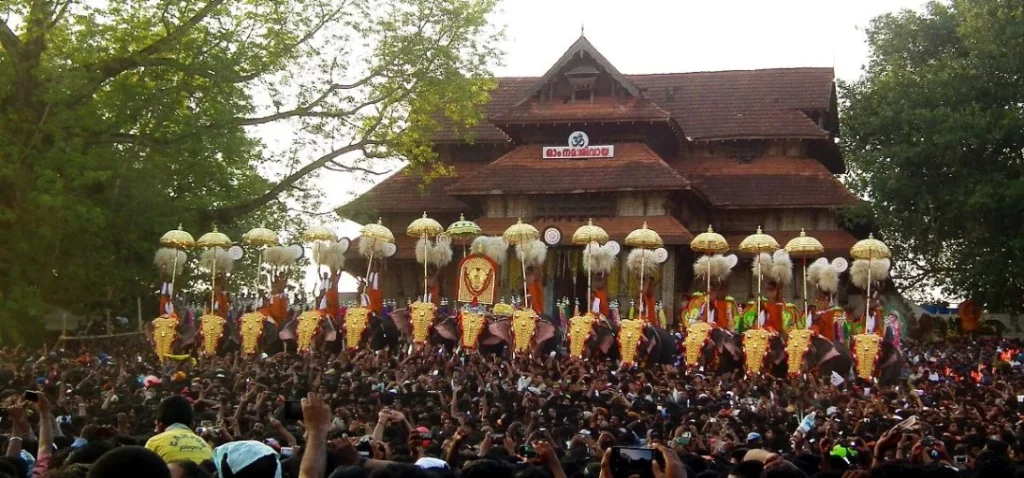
310, 0, 929, 293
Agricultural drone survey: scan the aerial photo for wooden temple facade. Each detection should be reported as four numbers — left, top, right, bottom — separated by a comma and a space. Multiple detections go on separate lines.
343, 36, 861, 323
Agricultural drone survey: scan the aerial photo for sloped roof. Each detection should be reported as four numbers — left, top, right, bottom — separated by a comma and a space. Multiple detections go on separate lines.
475, 216, 693, 245
493, 96, 674, 124
670, 157, 860, 209
447, 143, 690, 195
341, 163, 485, 214
518, 35, 642, 102
433, 69, 835, 143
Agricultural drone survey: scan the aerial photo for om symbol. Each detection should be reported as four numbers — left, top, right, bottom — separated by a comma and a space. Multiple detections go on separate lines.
570, 132, 587, 147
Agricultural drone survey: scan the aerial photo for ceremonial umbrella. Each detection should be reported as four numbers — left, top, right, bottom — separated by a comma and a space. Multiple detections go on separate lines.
739, 226, 779, 323
243, 226, 279, 297
197, 226, 233, 314
784, 229, 824, 322
690, 225, 729, 319
159, 225, 196, 299
572, 218, 609, 313
850, 233, 891, 321
447, 214, 481, 258
407, 212, 444, 303
625, 222, 663, 319
503, 219, 539, 309
360, 218, 395, 285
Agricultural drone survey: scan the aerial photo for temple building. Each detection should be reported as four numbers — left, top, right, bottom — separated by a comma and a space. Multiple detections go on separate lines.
341, 36, 861, 322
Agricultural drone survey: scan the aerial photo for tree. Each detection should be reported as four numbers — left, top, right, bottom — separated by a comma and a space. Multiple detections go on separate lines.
0, 0, 500, 343
840, 0, 1024, 320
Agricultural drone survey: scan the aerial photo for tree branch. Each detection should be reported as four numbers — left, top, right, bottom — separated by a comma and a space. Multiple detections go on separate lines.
66, 0, 227, 104
201, 140, 371, 223
0, 16, 22, 56
48, 0, 74, 29
236, 79, 383, 126
324, 161, 390, 175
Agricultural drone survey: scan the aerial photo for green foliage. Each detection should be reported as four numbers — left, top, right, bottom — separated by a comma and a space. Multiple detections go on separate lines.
840, 0, 1024, 313
0, 0, 501, 344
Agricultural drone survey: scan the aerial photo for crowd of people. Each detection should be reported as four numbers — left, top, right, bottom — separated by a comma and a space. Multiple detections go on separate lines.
0, 334, 1021, 478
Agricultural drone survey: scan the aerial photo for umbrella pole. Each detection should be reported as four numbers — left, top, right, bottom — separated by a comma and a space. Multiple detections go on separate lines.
210, 249, 217, 314
587, 249, 592, 314
521, 251, 529, 310
364, 240, 376, 307
706, 255, 712, 322
755, 257, 762, 328
802, 257, 808, 328
639, 250, 645, 320
170, 249, 179, 311
422, 234, 428, 302
866, 256, 873, 333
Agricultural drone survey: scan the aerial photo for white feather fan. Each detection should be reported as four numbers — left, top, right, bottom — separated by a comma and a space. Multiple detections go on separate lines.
693, 254, 733, 282
627, 249, 659, 277
320, 243, 347, 271
516, 239, 548, 268
263, 246, 297, 267
850, 258, 890, 290
472, 236, 508, 265
583, 243, 617, 274
200, 247, 234, 274
769, 250, 793, 285
154, 248, 186, 277
358, 236, 389, 258
416, 238, 454, 267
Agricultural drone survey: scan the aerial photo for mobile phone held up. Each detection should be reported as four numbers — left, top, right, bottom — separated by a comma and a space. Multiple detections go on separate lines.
24, 391, 40, 402
610, 447, 663, 478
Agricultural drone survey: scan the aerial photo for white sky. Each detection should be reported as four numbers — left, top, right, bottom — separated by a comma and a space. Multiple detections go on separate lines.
305, 0, 930, 293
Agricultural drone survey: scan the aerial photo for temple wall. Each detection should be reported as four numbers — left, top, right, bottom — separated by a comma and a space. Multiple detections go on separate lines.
616, 193, 668, 216
717, 210, 841, 232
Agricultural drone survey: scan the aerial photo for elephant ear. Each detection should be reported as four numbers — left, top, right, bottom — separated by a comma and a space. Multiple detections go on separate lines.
832, 257, 849, 273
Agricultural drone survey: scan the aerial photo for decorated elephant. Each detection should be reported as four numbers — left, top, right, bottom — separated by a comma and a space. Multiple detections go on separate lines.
279, 309, 338, 354
145, 311, 197, 360
196, 313, 237, 356
616, 319, 678, 366
236, 311, 282, 356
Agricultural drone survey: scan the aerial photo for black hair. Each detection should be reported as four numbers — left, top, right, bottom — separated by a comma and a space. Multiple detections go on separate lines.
156, 394, 195, 428
221, 453, 279, 478
86, 446, 171, 478
170, 460, 214, 478
463, 459, 515, 478
728, 460, 764, 478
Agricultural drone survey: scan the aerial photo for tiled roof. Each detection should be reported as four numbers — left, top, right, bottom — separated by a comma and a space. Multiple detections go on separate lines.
669, 157, 860, 208
345, 163, 485, 214
433, 68, 834, 143
474, 216, 692, 245
494, 96, 673, 124
723, 230, 858, 255
446, 143, 690, 195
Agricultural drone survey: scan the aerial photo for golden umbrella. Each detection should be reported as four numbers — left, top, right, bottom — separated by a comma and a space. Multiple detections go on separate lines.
359, 218, 396, 287
197, 226, 233, 314
739, 226, 779, 325
158, 224, 195, 311
447, 213, 481, 258
407, 212, 444, 303
625, 222, 663, 320
503, 219, 540, 309
690, 225, 729, 319
784, 229, 824, 322
850, 233, 891, 326
244, 226, 280, 299
572, 218, 609, 314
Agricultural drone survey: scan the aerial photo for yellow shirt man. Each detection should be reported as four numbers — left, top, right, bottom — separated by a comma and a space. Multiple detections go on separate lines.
145, 423, 213, 464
